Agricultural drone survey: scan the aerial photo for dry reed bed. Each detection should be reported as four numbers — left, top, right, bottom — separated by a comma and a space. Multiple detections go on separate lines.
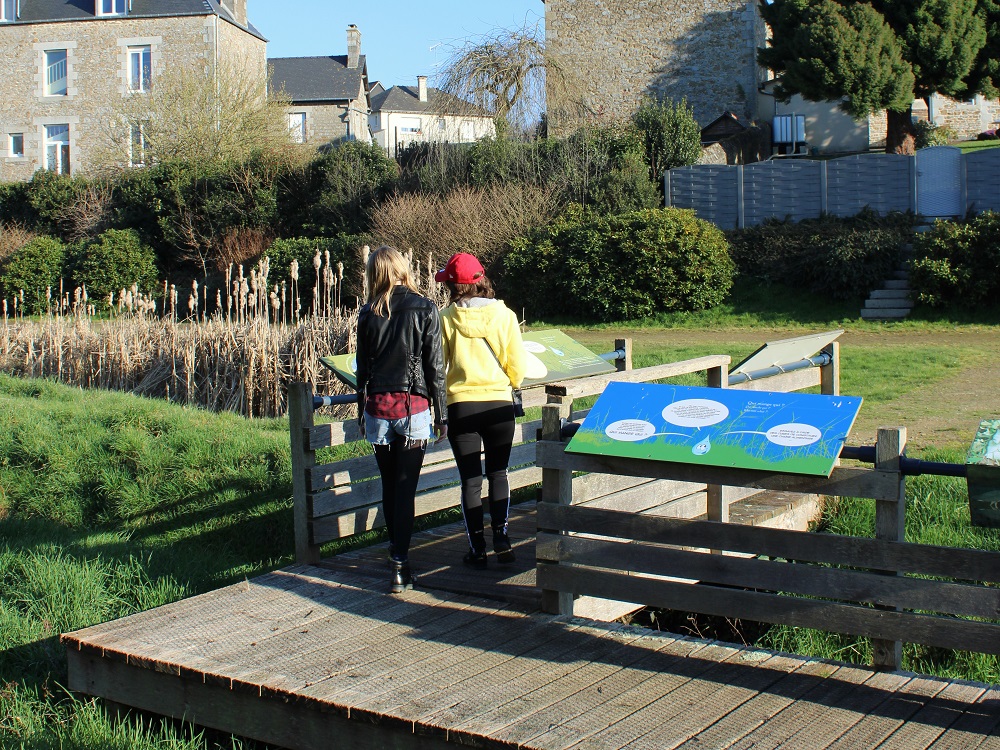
0, 313, 357, 418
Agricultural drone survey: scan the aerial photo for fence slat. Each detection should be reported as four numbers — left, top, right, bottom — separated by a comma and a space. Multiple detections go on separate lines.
537, 503, 1000, 584
536, 565, 1000, 655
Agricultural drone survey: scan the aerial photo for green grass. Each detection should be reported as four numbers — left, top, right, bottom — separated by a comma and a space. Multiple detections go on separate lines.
954, 138, 1000, 153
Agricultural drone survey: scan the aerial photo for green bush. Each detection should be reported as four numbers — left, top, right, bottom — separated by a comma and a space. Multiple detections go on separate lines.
632, 96, 703, 181
69, 229, 159, 308
727, 211, 911, 300
915, 121, 955, 149
909, 212, 1000, 307
266, 234, 370, 300
504, 205, 734, 322
0, 235, 66, 313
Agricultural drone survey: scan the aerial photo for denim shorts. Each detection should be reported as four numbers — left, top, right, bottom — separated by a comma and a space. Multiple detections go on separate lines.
364, 407, 433, 445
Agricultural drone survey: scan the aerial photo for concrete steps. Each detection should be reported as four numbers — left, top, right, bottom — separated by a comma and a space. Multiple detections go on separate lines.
860, 241, 916, 321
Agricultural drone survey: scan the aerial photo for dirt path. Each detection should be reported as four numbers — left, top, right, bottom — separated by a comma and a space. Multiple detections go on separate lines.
569, 327, 1000, 452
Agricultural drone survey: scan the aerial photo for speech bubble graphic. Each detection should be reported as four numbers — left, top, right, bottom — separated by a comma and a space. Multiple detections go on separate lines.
349, 356, 357, 373
523, 341, 546, 354
605, 419, 657, 442
663, 399, 729, 428
523, 351, 548, 379
766, 423, 822, 447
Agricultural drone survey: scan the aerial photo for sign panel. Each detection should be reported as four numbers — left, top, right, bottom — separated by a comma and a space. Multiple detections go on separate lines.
320, 329, 614, 389
566, 382, 862, 477
966, 418, 1000, 527
731, 330, 843, 376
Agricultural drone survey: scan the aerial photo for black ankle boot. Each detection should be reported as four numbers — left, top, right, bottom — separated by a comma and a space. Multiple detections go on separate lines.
463, 547, 488, 569
390, 558, 413, 593
489, 498, 515, 563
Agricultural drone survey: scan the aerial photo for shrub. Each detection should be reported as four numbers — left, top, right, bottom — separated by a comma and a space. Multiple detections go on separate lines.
908, 212, 1000, 307
914, 121, 955, 149
727, 211, 911, 300
266, 234, 370, 301
632, 96, 703, 181
69, 229, 159, 308
0, 222, 37, 264
504, 205, 734, 322
0, 235, 66, 313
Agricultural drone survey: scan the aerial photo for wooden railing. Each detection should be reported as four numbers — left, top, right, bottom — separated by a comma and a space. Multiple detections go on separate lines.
535, 419, 1000, 670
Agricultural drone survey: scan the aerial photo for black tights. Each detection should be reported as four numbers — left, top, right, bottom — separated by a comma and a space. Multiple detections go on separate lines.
447, 401, 515, 550
373, 439, 427, 560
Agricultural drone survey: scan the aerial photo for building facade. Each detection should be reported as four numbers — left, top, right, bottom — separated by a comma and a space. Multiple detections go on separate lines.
269, 26, 372, 148
544, 0, 767, 132
369, 76, 496, 157
0, 0, 266, 181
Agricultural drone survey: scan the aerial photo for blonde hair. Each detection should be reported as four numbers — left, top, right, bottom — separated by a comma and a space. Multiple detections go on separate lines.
366, 245, 419, 317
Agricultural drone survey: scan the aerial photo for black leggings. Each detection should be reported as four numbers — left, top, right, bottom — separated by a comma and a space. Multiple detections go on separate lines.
373, 439, 427, 560
447, 400, 515, 513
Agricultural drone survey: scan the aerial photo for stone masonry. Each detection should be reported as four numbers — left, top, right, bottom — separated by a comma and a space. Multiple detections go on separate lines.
0, 13, 265, 181
545, 0, 767, 132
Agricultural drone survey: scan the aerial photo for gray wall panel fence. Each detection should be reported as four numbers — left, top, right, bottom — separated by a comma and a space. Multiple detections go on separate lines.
666, 147, 1000, 229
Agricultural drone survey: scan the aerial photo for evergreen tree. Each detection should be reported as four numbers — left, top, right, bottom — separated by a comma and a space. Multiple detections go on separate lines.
759, 0, 989, 154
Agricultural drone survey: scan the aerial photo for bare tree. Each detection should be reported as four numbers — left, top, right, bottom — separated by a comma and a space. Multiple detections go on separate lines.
438, 22, 585, 136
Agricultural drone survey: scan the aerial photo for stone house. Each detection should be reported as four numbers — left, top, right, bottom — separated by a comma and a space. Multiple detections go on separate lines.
0, 0, 266, 181
369, 76, 495, 157
268, 25, 372, 147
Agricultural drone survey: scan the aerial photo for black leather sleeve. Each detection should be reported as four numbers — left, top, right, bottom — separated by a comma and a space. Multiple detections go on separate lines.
354, 306, 371, 413
421, 303, 447, 423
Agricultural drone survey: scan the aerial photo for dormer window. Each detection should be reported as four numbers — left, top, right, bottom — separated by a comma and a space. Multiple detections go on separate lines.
97, 0, 126, 17
1, 0, 17, 22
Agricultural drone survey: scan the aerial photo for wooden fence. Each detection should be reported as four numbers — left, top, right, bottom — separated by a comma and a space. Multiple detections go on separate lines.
535, 415, 1000, 671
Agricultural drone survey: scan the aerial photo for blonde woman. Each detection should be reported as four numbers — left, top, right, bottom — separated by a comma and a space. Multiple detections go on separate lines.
356, 246, 447, 593
436, 252, 527, 568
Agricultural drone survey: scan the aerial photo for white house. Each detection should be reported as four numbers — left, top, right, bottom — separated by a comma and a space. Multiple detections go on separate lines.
369, 76, 495, 157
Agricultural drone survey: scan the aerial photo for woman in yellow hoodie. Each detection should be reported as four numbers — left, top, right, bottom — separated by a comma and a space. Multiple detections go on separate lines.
436, 252, 528, 568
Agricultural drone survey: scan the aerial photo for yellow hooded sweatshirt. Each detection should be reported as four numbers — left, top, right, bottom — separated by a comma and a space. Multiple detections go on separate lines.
440, 299, 528, 406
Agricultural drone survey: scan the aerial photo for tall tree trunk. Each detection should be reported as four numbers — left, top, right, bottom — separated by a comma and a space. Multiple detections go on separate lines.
885, 106, 917, 155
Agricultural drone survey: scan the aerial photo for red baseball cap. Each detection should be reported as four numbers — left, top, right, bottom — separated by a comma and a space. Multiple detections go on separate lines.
435, 252, 485, 284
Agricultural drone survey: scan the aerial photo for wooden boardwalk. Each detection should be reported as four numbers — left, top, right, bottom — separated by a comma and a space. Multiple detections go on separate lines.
63, 510, 1000, 750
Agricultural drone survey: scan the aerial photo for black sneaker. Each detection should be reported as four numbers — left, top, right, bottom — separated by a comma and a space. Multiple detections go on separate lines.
493, 531, 516, 564
463, 549, 488, 569
390, 558, 414, 593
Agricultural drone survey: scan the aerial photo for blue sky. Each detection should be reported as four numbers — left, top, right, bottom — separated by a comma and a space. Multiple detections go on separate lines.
251, 1, 544, 90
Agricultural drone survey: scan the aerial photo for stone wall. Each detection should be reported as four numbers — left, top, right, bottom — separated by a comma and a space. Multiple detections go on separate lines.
0, 15, 264, 180
545, 0, 766, 133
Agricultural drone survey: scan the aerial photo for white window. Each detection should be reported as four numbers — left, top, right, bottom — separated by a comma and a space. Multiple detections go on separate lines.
127, 45, 151, 92
1, 0, 16, 22
9, 133, 24, 157
45, 49, 68, 96
460, 120, 475, 141
97, 0, 126, 16
288, 112, 306, 143
129, 122, 147, 167
45, 124, 70, 175
399, 117, 421, 134
437, 118, 446, 131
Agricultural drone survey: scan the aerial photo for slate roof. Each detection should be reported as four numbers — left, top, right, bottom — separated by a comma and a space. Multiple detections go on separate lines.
11, 0, 266, 40
268, 55, 368, 103
370, 85, 491, 117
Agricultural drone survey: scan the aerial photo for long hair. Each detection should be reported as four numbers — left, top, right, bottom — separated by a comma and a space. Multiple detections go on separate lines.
366, 245, 419, 317
447, 276, 495, 304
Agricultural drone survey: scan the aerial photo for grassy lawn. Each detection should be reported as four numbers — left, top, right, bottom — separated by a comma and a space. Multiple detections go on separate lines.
2, 292, 1000, 747
953, 138, 1000, 153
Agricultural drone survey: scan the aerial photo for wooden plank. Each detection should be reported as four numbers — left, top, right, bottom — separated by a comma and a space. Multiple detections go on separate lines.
877, 680, 988, 750
873, 426, 907, 671
535, 534, 1000, 620
66, 650, 456, 750
537, 503, 1000, 584
310, 443, 537, 516
540, 400, 574, 616
581, 479, 704, 513
543, 355, 731, 399
535, 565, 1000, 655
309, 420, 364, 451
289, 382, 319, 564
729, 367, 820, 393
310, 465, 543, 544
535, 440, 902, 502
926, 685, 1000, 750
570, 472, 655, 505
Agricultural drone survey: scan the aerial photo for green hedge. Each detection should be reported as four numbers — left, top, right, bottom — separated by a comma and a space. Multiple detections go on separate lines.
0, 236, 66, 313
727, 211, 911, 300
909, 212, 1000, 307
504, 206, 734, 322
69, 229, 159, 308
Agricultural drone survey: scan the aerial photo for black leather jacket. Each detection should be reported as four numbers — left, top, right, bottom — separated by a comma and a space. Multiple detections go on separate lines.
355, 287, 447, 423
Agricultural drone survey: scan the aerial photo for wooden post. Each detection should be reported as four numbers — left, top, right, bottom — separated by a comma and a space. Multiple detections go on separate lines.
614, 337, 633, 372
706, 361, 730, 528
539, 398, 574, 615
289, 382, 320, 565
821, 341, 840, 396
872, 426, 906, 670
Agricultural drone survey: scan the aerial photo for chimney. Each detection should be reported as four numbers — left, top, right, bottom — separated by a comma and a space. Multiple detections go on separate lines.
347, 25, 361, 69
233, 0, 248, 28
417, 75, 428, 103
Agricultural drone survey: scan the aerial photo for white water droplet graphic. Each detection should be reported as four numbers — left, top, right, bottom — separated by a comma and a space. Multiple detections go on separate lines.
692, 436, 711, 455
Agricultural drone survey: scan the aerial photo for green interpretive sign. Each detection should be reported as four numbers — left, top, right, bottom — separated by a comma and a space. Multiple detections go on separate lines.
966, 418, 1000, 527
566, 382, 863, 477
320, 329, 615, 389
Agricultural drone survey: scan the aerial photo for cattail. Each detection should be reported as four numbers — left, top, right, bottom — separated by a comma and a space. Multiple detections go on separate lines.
290, 258, 299, 281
